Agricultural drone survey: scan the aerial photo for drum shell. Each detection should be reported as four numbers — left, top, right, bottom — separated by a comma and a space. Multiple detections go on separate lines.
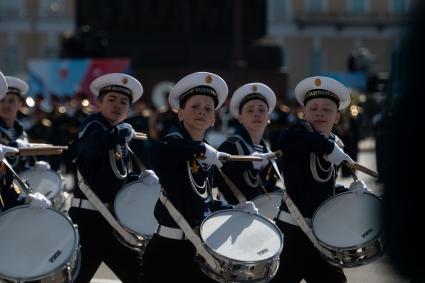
197, 210, 283, 283
312, 191, 384, 268
0, 206, 80, 282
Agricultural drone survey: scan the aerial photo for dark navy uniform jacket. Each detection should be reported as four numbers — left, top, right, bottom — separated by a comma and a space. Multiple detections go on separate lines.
217, 125, 278, 204
0, 165, 25, 212
76, 113, 138, 203
152, 122, 232, 228
0, 119, 32, 172
278, 120, 339, 218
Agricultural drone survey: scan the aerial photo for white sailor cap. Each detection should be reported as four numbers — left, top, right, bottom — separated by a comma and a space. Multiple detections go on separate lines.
168, 71, 228, 112
5, 76, 29, 97
230, 82, 276, 118
0, 72, 7, 100
295, 76, 350, 110
90, 73, 143, 103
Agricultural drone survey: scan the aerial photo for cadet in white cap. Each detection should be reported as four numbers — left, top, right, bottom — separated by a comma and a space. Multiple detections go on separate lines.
0, 73, 51, 212
216, 82, 279, 206
69, 73, 158, 283
0, 76, 34, 172
273, 76, 360, 283
142, 72, 257, 283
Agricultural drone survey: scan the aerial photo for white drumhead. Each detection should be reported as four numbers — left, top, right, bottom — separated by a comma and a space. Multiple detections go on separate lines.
0, 206, 78, 279
114, 181, 160, 236
251, 193, 282, 220
313, 192, 382, 248
20, 169, 62, 199
200, 210, 283, 262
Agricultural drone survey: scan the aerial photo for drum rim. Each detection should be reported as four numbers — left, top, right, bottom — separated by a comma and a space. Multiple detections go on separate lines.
312, 191, 382, 248
199, 209, 284, 264
0, 205, 80, 281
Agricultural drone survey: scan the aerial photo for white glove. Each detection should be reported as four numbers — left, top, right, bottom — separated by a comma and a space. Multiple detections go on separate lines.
28, 192, 51, 209
203, 144, 230, 168
0, 144, 19, 160
16, 139, 30, 149
235, 201, 259, 214
325, 143, 354, 165
141, 169, 160, 185
349, 180, 368, 195
250, 151, 274, 170
34, 161, 51, 171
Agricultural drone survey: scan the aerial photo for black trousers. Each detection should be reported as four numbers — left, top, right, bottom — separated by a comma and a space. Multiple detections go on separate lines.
142, 234, 218, 283
271, 220, 347, 283
69, 208, 144, 283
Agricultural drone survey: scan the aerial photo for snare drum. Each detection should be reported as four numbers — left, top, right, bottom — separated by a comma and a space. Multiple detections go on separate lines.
312, 191, 384, 267
0, 206, 80, 282
251, 192, 283, 220
20, 168, 65, 210
197, 210, 284, 283
114, 181, 161, 252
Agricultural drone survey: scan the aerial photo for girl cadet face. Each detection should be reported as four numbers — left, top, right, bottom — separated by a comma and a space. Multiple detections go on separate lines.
98, 92, 131, 126
0, 93, 22, 121
178, 95, 216, 133
238, 99, 269, 133
304, 97, 340, 135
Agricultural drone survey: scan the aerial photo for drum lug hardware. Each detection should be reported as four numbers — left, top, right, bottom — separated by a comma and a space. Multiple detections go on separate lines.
217, 260, 232, 281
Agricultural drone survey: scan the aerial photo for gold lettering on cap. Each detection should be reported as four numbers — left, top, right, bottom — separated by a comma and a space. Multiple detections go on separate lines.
315, 78, 321, 86
252, 85, 257, 92
205, 74, 212, 84
122, 77, 128, 84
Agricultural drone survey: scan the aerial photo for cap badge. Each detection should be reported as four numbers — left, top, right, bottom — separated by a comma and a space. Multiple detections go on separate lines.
314, 78, 321, 86
252, 85, 257, 92
122, 77, 128, 84
205, 74, 212, 84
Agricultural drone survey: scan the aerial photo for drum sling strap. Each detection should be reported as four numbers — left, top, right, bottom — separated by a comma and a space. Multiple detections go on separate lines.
270, 159, 333, 258
158, 191, 219, 270
216, 167, 247, 203
76, 169, 141, 248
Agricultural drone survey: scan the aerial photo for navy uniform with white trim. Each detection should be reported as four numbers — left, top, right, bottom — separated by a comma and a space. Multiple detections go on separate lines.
0, 76, 33, 172
142, 72, 235, 283
272, 76, 353, 283
69, 73, 148, 283
217, 83, 279, 204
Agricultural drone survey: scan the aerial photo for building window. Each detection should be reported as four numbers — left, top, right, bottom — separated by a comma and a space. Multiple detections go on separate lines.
309, 48, 323, 75
390, 0, 409, 14
306, 0, 325, 13
348, 0, 368, 14
269, 0, 288, 23
44, 46, 58, 58
3, 46, 20, 74
0, 0, 25, 19
39, 0, 66, 17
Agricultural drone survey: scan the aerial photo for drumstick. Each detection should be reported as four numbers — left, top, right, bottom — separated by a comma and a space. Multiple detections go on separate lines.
134, 132, 148, 140
343, 161, 378, 178
28, 143, 54, 147
5, 146, 68, 157
219, 155, 262, 162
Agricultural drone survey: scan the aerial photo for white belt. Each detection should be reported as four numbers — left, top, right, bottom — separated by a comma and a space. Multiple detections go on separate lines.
277, 210, 312, 227
71, 198, 108, 211
156, 225, 187, 240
